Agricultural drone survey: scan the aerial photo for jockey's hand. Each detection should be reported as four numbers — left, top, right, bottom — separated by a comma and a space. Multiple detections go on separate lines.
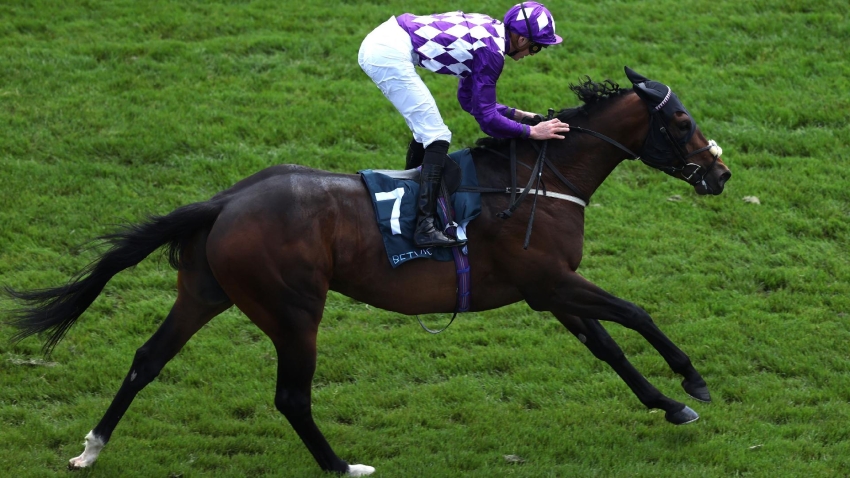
529, 118, 570, 140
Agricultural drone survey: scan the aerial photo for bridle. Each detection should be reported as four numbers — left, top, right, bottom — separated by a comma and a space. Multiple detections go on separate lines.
640, 108, 723, 187
627, 82, 724, 188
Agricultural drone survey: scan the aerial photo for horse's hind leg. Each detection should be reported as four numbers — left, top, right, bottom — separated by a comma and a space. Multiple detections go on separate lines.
69, 289, 230, 468
554, 313, 698, 425
69, 234, 232, 469
233, 299, 374, 477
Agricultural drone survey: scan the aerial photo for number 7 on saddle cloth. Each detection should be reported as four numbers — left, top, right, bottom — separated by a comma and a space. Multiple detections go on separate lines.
360, 149, 481, 268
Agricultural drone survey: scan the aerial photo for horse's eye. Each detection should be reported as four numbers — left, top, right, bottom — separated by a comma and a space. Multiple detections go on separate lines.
677, 119, 692, 132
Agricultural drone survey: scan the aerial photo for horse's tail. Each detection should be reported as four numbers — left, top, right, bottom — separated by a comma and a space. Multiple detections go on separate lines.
4, 199, 225, 355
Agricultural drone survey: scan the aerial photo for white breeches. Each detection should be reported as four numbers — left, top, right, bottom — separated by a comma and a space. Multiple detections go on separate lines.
358, 16, 452, 148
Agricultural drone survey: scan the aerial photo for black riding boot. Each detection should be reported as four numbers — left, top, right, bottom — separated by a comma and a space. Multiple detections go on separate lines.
414, 141, 465, 248
405, 139, 425, 169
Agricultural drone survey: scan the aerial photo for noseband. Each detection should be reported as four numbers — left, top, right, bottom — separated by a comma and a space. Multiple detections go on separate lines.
677, 139, 723, 186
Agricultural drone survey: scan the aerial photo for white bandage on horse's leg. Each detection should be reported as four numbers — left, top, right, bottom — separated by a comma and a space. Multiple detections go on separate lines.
68, 430, 105, 469
347, 463, 376, 476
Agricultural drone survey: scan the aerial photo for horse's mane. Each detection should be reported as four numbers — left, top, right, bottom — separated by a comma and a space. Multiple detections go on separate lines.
474, 77, 630, 150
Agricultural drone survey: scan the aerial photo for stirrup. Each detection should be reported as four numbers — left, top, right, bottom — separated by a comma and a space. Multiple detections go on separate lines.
442, 221, 467, 247
414, 217, 464, 248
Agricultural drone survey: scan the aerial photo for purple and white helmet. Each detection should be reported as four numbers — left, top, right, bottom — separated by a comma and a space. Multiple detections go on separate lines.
503, 2, 562, 45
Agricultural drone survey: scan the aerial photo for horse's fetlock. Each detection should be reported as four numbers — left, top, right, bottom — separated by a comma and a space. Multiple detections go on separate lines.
681, 362, 702, 381
636, 389, 680, 412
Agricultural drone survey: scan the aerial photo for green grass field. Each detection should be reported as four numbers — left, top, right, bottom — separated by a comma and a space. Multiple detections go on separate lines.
1, 0, 849, 476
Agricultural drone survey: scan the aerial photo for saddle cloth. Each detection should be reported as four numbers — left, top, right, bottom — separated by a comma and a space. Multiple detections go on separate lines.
360, 149, 481, 268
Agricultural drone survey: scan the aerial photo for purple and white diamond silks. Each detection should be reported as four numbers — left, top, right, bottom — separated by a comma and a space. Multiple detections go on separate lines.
396, 11, 507, 78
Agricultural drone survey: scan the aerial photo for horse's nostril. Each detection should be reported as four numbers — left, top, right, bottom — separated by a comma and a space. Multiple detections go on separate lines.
719, 171, 731, 187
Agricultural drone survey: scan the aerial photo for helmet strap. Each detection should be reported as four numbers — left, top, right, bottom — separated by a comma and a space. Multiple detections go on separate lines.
508, 2, 534, 57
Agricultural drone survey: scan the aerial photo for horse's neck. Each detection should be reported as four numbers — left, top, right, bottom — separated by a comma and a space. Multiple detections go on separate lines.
549, 94, 649, 199
472, 94, 649, 201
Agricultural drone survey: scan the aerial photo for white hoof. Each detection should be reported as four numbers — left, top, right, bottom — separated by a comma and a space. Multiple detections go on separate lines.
68, 431, 105, 470
347, 463, 375, 476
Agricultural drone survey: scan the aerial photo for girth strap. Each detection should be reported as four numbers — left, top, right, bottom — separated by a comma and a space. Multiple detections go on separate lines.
417, 195, 470, 334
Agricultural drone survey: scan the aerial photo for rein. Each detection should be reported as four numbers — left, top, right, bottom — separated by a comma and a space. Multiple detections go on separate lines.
461, 117, 642, 248
467, 116, 721, 211
521, 110, 555, 249
571, 125, 639, 158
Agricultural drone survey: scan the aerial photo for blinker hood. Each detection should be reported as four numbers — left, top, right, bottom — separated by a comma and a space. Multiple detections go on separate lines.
625, 66, 697, 167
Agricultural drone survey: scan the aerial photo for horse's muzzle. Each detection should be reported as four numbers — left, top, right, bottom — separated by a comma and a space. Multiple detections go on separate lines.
694, 168, 731, 196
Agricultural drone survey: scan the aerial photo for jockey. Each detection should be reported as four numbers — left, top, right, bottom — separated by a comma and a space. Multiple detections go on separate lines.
359, 2, 571, 248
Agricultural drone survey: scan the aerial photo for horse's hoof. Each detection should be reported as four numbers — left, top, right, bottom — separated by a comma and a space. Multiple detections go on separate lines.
68, 457, 90, 470
347, 464, 375, 476
682, 379, 712, 403
665, 405, 699, 425
68, 431, 104, 470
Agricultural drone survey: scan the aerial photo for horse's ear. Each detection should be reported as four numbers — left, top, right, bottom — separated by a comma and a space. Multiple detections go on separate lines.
625, 66, 668, 108
624, 66, 649, 85
633, 81, 671, 110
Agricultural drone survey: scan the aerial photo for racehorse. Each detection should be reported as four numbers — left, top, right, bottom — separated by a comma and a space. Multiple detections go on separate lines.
5, 68, 730, 476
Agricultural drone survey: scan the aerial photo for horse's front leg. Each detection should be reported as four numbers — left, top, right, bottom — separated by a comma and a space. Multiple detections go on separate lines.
534, 272, 711, 403
555, 313, 698, 424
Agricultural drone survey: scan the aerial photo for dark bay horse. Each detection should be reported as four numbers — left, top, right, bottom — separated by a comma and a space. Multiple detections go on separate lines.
5, 68, 730, 476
